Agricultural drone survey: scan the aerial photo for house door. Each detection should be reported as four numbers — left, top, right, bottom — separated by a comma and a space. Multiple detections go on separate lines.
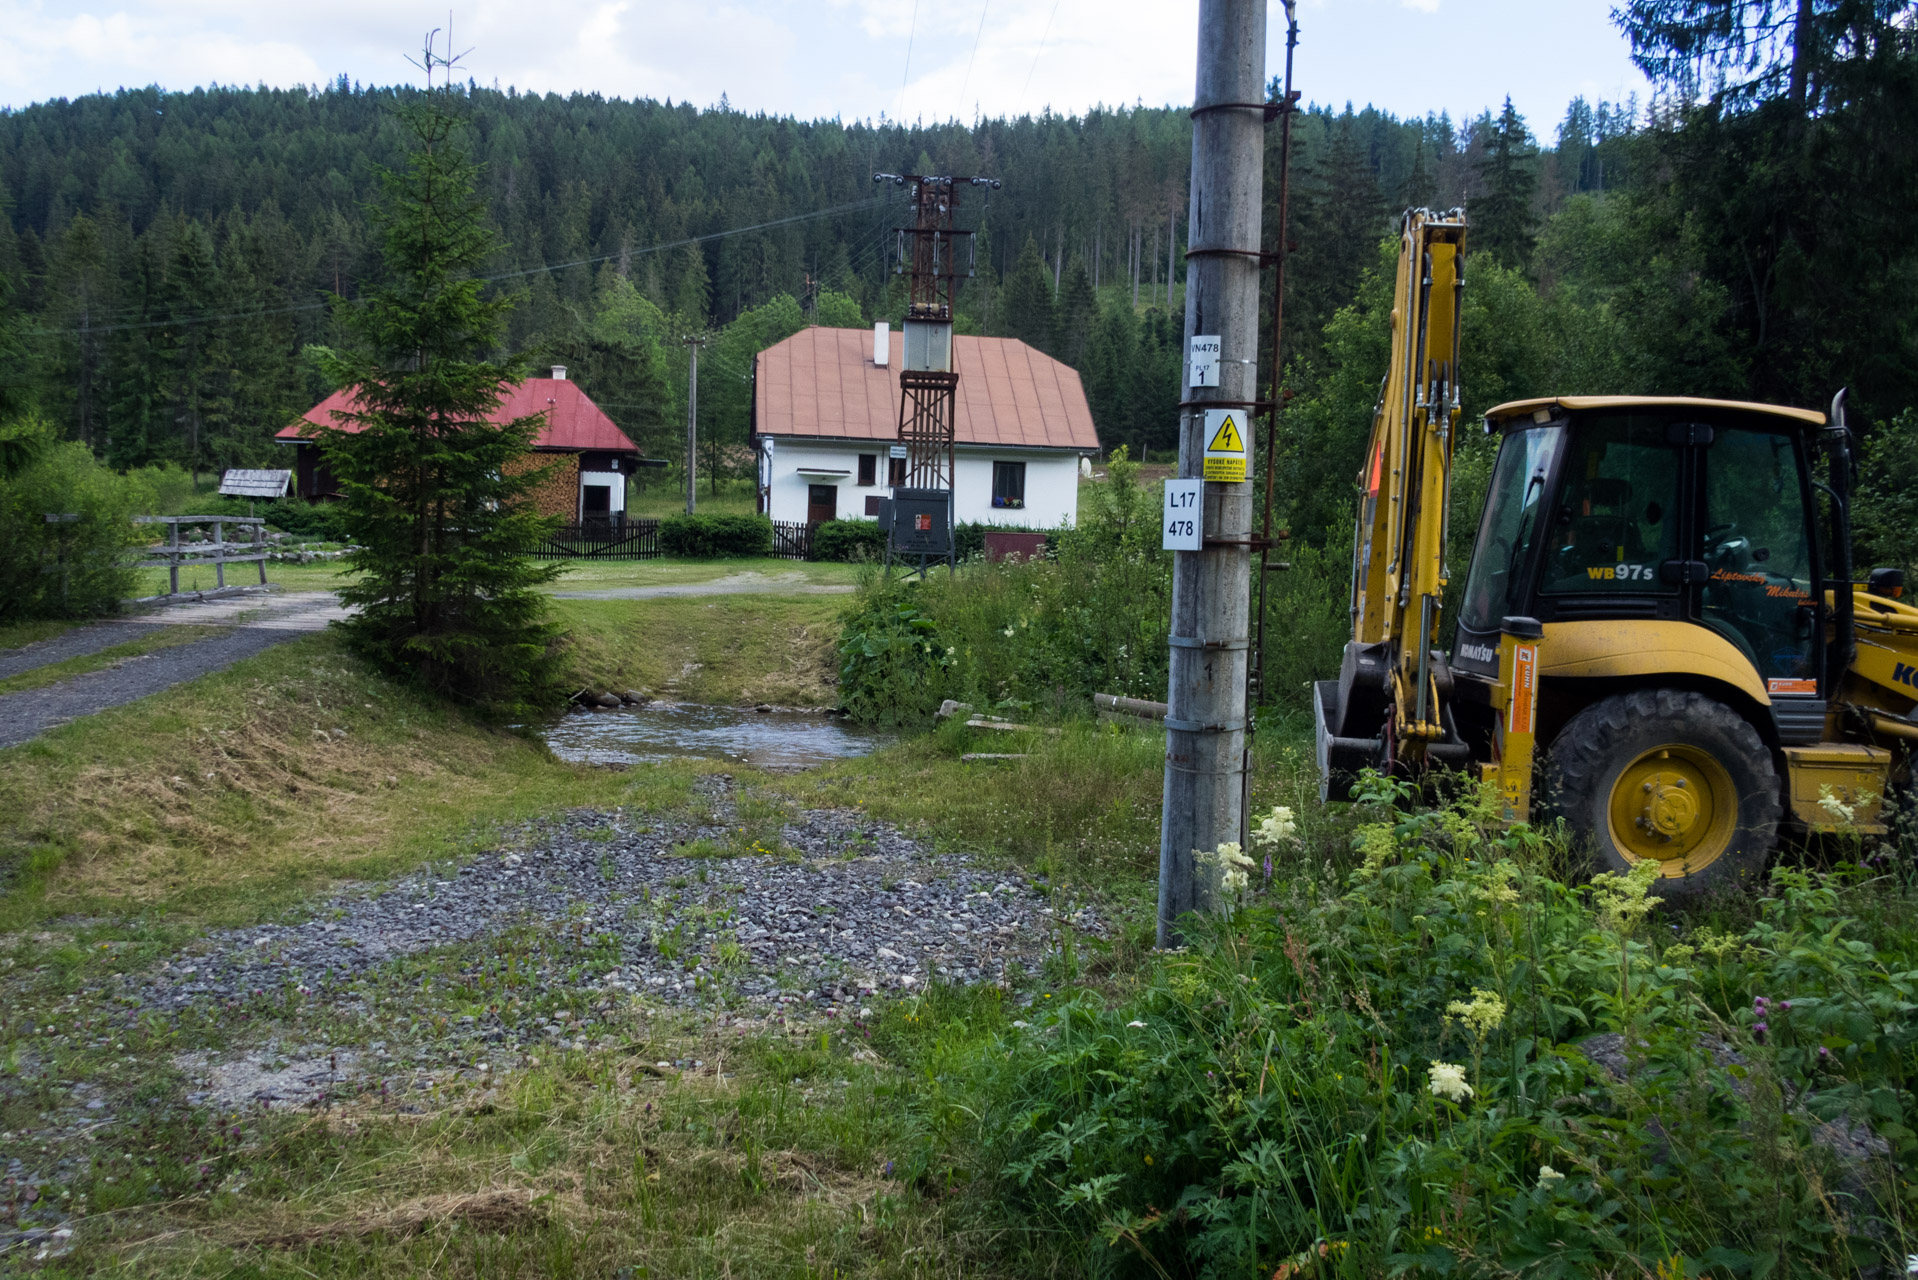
807, 484, 837, 525
581, 484, 611, 525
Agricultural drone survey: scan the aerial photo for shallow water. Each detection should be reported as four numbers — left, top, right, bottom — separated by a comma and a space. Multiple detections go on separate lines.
543, 702, 888, 769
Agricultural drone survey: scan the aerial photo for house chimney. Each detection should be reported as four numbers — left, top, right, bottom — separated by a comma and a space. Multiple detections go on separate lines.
551, 365, 567, 380
872, 322, 889, 367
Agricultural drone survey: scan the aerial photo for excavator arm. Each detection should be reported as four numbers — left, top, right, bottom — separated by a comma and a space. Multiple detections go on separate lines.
1317, 210, 1467, 791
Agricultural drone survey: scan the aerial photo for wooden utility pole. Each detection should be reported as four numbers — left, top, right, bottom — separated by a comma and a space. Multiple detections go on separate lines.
1157, 0, 1265, 947
682, 336, 704, 515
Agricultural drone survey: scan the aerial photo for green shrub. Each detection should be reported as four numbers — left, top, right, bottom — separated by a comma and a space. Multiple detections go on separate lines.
812, 518, 886, 562
837, 448, 1167, 722
836, 583, 951, 723
260, 500, 341, 541
658, 512, 773, 558
0, 424, 152, 620
920, 784, 1917, 1276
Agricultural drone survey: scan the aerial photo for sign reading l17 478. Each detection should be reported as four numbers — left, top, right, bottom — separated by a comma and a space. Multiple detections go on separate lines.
1201, 409, 1247, 482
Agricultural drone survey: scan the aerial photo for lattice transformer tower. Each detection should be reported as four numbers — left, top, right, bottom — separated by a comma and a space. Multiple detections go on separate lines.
873, 173, 998, 491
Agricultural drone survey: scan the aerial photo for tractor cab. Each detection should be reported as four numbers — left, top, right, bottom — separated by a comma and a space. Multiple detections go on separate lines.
1450, 396, 1836, 762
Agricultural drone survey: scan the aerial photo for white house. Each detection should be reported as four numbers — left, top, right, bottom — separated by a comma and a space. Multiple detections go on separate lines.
752, 325, 1099, 527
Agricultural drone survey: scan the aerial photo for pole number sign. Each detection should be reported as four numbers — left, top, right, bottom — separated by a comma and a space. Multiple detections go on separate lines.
1201, 409, 1248, 482
1188, 335, 1221, 388
1162, 478, 1203, 550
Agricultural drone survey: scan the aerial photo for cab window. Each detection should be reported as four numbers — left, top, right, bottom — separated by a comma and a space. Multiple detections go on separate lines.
1701, 427, 1817, 685
1539, 415, 1679, 594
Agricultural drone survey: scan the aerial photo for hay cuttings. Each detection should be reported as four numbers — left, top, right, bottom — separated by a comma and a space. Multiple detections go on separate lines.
237, 1188, 545, 1249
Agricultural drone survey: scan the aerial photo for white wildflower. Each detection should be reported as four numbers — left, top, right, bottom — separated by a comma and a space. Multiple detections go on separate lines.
1205, 841, 1256, 895
1427, 1060, 1473, 1103
1444, 988, 1507, 1040
1818, 785, 1857, 824
1538, 1164, 1565, 1184
1252, 805, 1298, 849
1126, 1020, 1148, 1029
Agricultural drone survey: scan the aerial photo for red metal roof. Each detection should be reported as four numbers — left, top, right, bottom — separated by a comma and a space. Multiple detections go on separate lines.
754, 327, 1101, 451
276, 377, 639, 453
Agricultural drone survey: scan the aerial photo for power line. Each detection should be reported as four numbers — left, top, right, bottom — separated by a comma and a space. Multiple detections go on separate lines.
958, 1, 991, 114
27, 195, 887, 340
1022, 0, 1064, 109
897, 0, 921, 122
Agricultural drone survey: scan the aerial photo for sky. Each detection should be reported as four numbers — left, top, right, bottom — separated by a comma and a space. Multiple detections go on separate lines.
0, 0, 1655, 139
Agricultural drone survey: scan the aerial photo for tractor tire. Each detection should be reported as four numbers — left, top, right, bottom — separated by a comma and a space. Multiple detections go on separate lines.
1540, 688, 1780, 897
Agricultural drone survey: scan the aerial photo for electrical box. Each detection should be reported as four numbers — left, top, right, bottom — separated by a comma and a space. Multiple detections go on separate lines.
888, 487, 952, 556
901, 320, 953, 373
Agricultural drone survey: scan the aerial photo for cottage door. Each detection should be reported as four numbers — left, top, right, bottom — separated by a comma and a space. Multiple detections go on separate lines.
806, 484, 837, 525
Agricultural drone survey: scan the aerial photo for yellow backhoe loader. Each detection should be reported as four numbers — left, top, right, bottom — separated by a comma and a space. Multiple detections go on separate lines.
1315, 209, 1918, 894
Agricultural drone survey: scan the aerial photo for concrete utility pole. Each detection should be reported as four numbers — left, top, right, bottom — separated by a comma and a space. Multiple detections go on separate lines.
682, 336, 704, 515
1157, 0, 1265, 947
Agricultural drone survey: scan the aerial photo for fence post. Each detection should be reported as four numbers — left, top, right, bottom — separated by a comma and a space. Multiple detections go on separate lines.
168, 521, 180, 595
213, 518, 226, 590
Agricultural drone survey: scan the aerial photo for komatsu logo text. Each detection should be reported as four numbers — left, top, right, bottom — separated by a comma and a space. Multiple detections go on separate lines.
1458, 643, 1496, 664
1896, 662, 1918, 689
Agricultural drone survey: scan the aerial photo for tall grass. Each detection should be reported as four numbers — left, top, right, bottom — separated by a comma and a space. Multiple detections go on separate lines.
889, 783, 1918, 1277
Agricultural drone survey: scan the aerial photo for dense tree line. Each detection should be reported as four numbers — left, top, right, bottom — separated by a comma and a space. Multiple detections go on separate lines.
0, 0, 1910, 528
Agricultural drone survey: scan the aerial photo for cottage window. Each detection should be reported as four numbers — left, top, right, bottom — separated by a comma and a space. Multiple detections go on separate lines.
858, 454, 877, 486
992, 461, 1027, 509
888, 456, 907, 487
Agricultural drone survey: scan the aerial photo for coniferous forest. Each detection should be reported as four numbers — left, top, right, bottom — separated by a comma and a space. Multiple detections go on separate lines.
0, 0, 1913, 555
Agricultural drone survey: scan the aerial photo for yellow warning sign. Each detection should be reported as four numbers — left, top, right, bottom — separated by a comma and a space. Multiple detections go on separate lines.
1202, 409, 1248, 482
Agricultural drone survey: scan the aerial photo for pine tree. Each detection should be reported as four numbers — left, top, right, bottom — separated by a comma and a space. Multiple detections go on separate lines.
1000, 237, 1055, 354
1052, 256, 1097, 367
1470, 98, 1538, 270
315, 84, 564, 716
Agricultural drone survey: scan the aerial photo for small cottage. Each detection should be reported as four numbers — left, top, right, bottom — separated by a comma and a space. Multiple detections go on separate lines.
275, 367, 646, 524
752, 326, 1099, 527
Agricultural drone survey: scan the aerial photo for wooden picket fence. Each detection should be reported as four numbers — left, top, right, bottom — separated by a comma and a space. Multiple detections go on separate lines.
769, 520, 813, 561
535, 519, 660, 560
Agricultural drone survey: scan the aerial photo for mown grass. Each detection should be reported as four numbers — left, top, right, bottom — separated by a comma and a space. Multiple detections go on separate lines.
544, 557, 862, 591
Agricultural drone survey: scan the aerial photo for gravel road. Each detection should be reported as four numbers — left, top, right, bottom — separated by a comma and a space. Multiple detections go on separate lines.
0, 621, 163, 681
145, 782, 1093, 1028
0, 628, 301, 749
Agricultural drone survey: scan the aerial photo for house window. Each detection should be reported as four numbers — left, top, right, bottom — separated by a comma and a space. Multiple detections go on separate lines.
858, 454, 877, 486
992, 461, 1027, 509
865, 495, 883, 516
888, 456, 907, 487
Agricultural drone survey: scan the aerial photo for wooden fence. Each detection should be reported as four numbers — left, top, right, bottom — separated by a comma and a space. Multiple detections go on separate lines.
535, 519, 661, 560
135, 515, 269, 595
769, 520, 813, 561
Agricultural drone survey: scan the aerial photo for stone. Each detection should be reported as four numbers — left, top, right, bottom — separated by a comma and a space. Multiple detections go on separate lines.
595, 692, 623, 709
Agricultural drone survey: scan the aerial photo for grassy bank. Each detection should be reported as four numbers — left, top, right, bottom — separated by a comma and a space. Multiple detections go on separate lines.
557, 595, 842, 706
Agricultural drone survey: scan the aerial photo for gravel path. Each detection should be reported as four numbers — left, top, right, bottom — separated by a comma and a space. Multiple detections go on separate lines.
0, 621, 165, 681
144, 784, 1094, 1030
0, 628, 301, 749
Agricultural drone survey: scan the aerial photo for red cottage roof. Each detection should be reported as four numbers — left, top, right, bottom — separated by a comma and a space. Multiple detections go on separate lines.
276, 376, 638, 453
754, 328, 1100, 451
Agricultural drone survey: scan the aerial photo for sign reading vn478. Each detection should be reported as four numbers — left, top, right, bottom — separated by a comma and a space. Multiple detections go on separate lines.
1202, 409, 1248, 482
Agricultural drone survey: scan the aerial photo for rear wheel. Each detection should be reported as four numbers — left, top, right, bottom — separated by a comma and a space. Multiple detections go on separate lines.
1541, 689, 1780, 895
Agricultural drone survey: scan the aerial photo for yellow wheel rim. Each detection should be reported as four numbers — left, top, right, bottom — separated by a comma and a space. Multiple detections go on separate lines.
1606, 744, 1738, 876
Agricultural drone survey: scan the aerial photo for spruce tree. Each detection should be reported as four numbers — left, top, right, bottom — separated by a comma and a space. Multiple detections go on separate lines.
1052, 256, 1097, 367
315, 84, 564, 716
1470, 98, 1539, 270
1000, 237, 1056, 354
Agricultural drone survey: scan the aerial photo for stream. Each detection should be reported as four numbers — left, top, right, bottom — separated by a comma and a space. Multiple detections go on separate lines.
543, 701, 888, 769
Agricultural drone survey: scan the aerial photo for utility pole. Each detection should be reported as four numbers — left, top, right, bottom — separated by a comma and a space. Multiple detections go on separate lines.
682, 335, 704, 515
1157, 0, 1265, 947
